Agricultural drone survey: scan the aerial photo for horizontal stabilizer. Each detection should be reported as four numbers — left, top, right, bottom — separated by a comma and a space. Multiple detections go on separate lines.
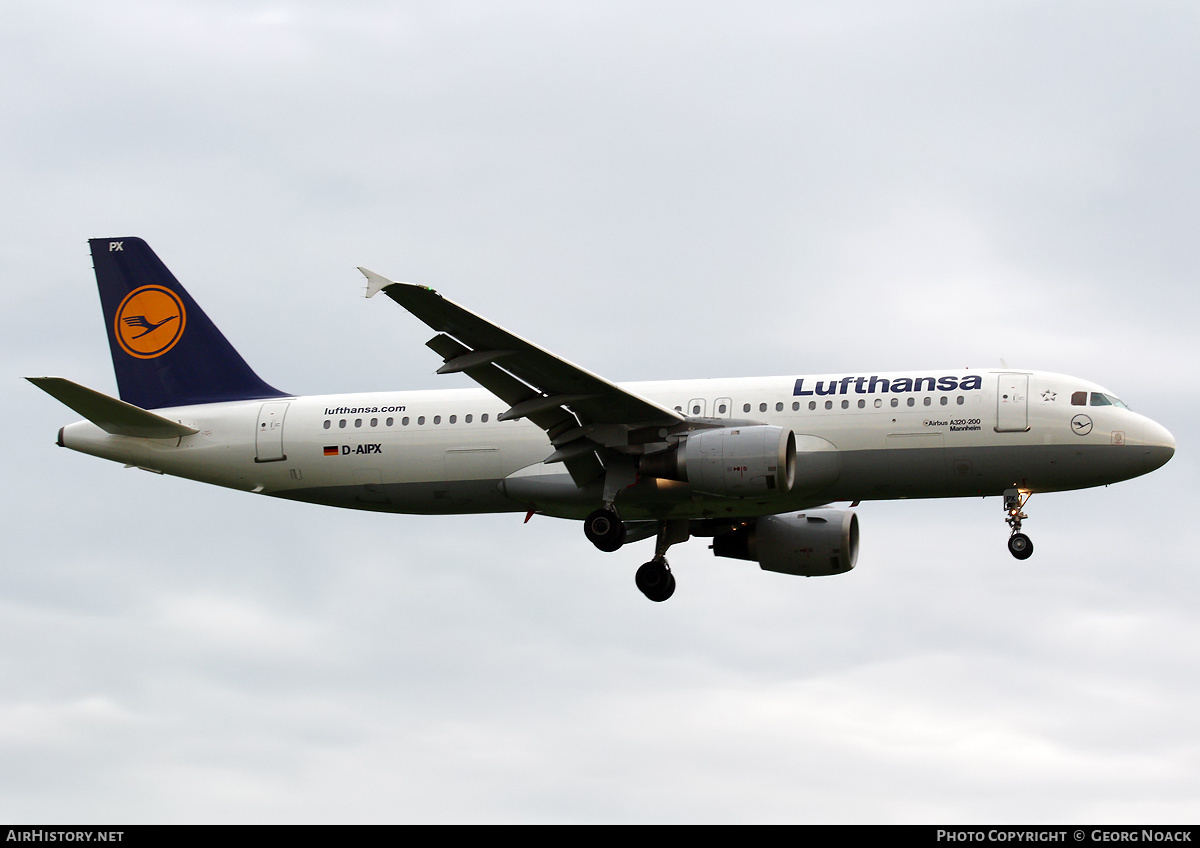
27, 377, 199, 439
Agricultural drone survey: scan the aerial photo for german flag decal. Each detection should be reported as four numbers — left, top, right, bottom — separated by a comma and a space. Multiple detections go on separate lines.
323, 446, 338, 457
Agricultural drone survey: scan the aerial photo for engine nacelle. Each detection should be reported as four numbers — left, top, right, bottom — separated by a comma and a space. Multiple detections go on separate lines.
711, 508, 859, 576
640, 425, 796, 498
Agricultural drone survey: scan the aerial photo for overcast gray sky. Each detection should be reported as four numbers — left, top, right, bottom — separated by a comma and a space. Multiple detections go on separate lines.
3, 0, 1198, 824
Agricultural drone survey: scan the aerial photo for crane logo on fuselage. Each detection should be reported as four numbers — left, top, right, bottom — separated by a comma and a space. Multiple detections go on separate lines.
113, 285, 187, 359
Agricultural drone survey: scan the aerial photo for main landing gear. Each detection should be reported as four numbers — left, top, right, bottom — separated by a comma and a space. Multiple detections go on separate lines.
584, 508, 686, 602
635, 559, 675, 603
584, 507, 625, 552
634, 519, 688, 603
1003, 487, 1034, 560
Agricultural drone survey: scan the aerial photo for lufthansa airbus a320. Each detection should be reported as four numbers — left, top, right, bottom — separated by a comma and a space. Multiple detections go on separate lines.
29, 238, 1176, 602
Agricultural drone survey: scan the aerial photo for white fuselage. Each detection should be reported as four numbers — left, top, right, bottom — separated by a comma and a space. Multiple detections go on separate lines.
58, 369, 1176, 521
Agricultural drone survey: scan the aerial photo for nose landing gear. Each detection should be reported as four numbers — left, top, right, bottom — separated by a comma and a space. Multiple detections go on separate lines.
1003, 487, 1034, 560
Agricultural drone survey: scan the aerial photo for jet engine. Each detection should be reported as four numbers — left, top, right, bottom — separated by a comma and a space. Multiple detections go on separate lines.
711, 508, 859, 576
640, 425, 796, 497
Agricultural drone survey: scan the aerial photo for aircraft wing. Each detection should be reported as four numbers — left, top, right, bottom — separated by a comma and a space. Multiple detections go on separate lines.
360, 270, 685, 482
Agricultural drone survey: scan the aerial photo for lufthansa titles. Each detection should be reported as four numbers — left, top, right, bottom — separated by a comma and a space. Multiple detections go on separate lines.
794, 374, 984, 397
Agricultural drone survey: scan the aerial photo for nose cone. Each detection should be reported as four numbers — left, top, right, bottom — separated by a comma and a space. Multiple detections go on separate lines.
1142, 418, 1176, 473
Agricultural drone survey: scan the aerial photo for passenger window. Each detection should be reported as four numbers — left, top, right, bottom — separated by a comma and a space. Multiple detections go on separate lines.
956, 396, 964, 406
370, 418, 378, 427
433, 415, 441, 424
808, 401, 816, 411
825, 400, 833, 410
386, 417, 393, 426
323, 420, 331, 429
858, 399, 865, 409
743, 404, 751, 413
874, 399, 882, 408
923, 397, 931, 407
691, 404, 701, 415
759, 403, 767, 413
890, 398, 898, 408
417, 416, 426, 425
907, 398, 915, 407
402, 416, 410, 426
449, 415, 457, 424
481, 414, 489, 423
339, 419, 347, 429
719, 403, 728, 414
775, 402, 783, 412
465, 414, 473, 423
841, 400, 849, 409
1071, 391, 1088, 406
354, 418, 362, 428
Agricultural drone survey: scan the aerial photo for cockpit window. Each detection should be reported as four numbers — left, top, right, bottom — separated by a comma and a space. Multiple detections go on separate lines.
1090, 392, 1129, 409
1071, 391, 1088, 406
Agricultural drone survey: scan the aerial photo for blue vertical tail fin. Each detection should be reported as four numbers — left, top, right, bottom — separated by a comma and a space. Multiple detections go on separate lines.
90, 237, 289, 409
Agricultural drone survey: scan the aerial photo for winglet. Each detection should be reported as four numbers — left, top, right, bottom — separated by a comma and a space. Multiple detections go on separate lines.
358, 268, 441, 300
358, 267, 397, 299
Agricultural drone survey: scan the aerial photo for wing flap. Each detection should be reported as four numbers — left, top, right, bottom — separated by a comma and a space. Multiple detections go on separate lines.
425, 333, 575, 433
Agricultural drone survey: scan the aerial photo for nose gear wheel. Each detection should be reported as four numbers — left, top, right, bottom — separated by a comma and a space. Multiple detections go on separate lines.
1008, 532, 1033, 559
